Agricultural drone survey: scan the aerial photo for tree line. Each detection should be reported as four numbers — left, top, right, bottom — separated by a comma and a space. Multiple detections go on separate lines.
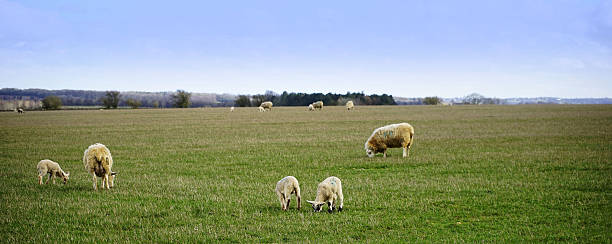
234, 91, 396, 107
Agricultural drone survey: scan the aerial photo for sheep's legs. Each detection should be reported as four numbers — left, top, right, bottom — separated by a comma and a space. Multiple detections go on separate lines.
338, 190, 344, 212
38, 175, 43, 185
286, 198, 291, 210
51, 172, 56, 184
104, 174, 110, 189
277, 192, 286, 210
327, 202, 334, 213
297, 196, 301, 210
383, 150, 387, 158
92, 175, 98, 190
403, 147, 407, 158
45, 174, 51, 184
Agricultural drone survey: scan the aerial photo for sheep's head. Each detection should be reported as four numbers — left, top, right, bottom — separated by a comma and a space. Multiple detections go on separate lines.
366, 148, 375, 157
306, 200, 325, 212
63, 172, 70, 184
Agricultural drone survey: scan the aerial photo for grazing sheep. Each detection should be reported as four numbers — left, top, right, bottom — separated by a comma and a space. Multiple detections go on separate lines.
308, 104, 315, 111
307, 176, 343, 213
345, 101, 354, 110
17, 108, 24, 114
258, 106, 265, 112
37, 159, 70, 185
276, 176, 301, 211
230, 106, 235, 112
365, 123, 414, 158
83, 143, 117, 190
260, 101, 273, 111
312, 101, 323, 110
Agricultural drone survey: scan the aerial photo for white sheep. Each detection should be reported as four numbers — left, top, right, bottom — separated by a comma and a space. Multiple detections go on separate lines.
365, 123, 414, 158
308, 104, 315, 111
345, 101, 354, 110
312, 101, 323, 110
230, 106, 235, 112
307, 176, 343, 213
83, 143, 117, 190
260, 101, 273, 111
37, 159, 70, 185
258, 106, 265, 112
275, 176, 301, 210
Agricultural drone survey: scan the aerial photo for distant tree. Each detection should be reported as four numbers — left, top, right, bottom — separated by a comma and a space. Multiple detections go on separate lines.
251, 94, 266, 107
423, 96, 442, 105
235, 95, 252, 107
171, 90, 191, 108
126, 98, 142, 109
102, 91, 121, 108
42, 95, 62, 110
463, 93, 485, 105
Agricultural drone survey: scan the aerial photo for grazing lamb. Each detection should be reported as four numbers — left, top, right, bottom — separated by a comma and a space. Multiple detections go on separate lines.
17, 108, 24, 114
258, 106, 265, 112
37, 159, 70, 185
260, 101, 273, 111
308, 104, 315, 111
307, 176, 343, 213
230, 106, 235, 112
275, 176, 301, 211
312, 101, 323, 110
345, 101, 354, 110
83, 143, 117, 190
365, 123, 414, 158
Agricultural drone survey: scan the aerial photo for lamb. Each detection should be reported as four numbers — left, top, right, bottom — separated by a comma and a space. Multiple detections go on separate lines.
230, 106, 235, 112
260, 101, 273, 111
258, 106, 265, 112
308, 104, 315, 111
345, 101, 354, 110
312, 101, 323, 110
83, 143, 117, 190
307, 176, 343, 213
365, 123, 414, 158
275, 176, 301, 210
37, 159, 70, 185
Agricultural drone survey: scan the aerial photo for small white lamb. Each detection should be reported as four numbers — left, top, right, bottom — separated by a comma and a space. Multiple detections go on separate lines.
258, 106, 265, 112
307, 176, 343, 213
275, 176, 301, 211
37, 159, 70, 185
230, 106, 235, 112
308, 104, 314, 111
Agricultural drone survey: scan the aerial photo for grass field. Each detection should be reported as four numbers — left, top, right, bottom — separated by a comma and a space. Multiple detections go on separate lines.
0, 105, 610, 242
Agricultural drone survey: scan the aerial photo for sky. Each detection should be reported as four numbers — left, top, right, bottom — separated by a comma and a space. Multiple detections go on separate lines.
1, 0, 611, 98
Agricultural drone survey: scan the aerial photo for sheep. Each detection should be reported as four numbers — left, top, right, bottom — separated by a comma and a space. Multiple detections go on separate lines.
83, 143, 117, 190
37, 159, 70, 185
312, 101, 323, 110
258, 106, 265, 112
345, 101, 354, 110
308, 104, 315, 111
260, 101, 273, 111
307, 176, 343, 213
17, 108, 24, 114
230, 106, 235, 112
365, 123, 414, 158
275, 176, 301, 211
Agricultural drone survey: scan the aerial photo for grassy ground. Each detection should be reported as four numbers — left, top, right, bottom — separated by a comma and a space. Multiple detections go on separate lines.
0, 105, 610, 242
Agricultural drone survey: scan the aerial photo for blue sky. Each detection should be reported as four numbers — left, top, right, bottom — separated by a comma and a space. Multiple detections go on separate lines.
1, 0, 611, 98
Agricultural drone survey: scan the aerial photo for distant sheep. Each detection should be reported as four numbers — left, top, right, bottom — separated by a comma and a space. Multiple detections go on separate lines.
17, 108, 24, 114
308, 104, 315, 111
312, 101, 323, 110
276, 176, 301, 211
365, 123, 414, 158
307, 176, 343, 213
37, 159, 70, 185
345, 101, 354, 110
230, 106, 235, 112
260, 101, 273, 111
258, 106, 265, 112
83, 143, 117, 190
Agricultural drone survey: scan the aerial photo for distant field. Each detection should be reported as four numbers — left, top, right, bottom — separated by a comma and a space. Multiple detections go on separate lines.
0, 105, 610, 242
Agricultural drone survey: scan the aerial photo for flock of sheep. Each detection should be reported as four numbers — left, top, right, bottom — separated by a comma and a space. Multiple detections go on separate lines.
36, 103, 415, 213
228, 100, 355, 113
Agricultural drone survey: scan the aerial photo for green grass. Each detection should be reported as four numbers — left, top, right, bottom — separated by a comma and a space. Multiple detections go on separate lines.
1, 105, 610, 242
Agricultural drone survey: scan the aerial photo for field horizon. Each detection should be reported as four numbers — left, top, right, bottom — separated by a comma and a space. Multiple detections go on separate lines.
1, 105, 610, 242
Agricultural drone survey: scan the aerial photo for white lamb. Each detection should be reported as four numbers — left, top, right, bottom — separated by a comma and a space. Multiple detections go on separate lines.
230, 106, 235, 112
275, 176, 301, 211
365, 123, 415, 158
83, 143, 117, 190
260, 101, 273, 111
37, 159, 70, 185
312, 101, 323, 110
346, 101, 354, 110
258, 106, 265, 112
307, 176, 343, 213
308, 104, 314, 111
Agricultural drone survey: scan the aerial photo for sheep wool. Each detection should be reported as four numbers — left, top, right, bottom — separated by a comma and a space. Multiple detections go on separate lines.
365, 123, 414, 158
83, 143, 116, 190
312, 101, 323, 110
345, 101, 354, 110
37, 159, 70, 185
275, 176, 301, 211
307, 176, 343, 213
